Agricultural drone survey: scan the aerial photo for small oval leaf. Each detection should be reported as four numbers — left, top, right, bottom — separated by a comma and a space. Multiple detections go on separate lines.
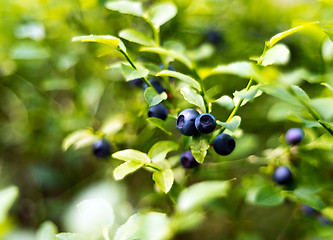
112, 149, 151, 163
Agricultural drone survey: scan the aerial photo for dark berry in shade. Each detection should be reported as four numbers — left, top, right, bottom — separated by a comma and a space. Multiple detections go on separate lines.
318, 215, 331, 226
213, 133, 236, 155
285, 128, 304, 145
273, 166, 293, 185
301, 204, 318, 217
144, 79, 165, 94
148, 104, 168, 120
176, 109, 200, 136
180, 150, 199, 169
93, 139, 111, 158
205, 30, 223, 45
128, 78, 143, 88
195, 113, 216, 134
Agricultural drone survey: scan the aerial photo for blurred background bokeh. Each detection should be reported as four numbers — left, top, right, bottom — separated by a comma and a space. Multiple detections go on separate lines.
1, 0, 333, 239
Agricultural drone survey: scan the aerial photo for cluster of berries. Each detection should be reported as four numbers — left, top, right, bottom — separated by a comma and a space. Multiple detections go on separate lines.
273, 128, 304, 185
176, 109, 236, 169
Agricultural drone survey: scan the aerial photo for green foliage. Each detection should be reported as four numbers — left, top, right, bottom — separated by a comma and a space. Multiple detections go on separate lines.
2, 0, 333, 239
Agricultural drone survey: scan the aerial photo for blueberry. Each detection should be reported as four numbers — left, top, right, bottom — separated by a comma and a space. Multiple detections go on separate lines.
180, 150, 199, 169
144, 79, 165, 94
205, 30, 222, 45
195, 113, 216, 134
148, 104, 168, 120
273, 166, 293, 185
285, 128, 304, 145
301, 204, 318, 216
176, 109, 200, 136
128, 78, 143, 88
213, 133, 236, 155
93, 139, 111, 158
318, 215, 331, 226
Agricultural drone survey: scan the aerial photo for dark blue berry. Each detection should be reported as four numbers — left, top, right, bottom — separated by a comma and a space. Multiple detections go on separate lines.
148, 104, 168, 120
180, 150, 199, 169
301, 204, 318, 217
273, 166, 293, 185
93, 139, 111, 158
195, 113, 216, 134
176, 109, 200, 136
285, 128, 304, 145
318, 215, 331, 226
213, 133, 235, 155
144, 79, 165, 94
128, 78, 143, 88
205, 30, 222, 45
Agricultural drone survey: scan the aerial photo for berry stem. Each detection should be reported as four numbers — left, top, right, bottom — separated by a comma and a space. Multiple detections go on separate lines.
192, 69, 209, 113
118, 48, 153, 88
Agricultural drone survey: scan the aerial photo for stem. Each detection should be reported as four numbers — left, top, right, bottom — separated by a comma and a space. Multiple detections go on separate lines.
192, 69, 209, 113
118, 48, 153, 88
298, 98, 333, 136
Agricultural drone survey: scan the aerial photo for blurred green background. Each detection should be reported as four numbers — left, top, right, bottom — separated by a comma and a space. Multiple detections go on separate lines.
1, 0, 333, 239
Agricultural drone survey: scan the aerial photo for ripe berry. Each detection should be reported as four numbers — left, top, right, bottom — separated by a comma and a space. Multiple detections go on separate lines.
93, 139, 111, 158
205, 29, 223, 45
176, 109, 200, 136
180, 150, 199, 169
195, 113, 216, 134
273, 166, 292, 185
285, 128, 304, 145
301, 204, 318, 217
128, 78, 143, 88
148, 104, 168, 120
213, 133, 235, 155
144, 79, 165, 94
318, 215, 331, 226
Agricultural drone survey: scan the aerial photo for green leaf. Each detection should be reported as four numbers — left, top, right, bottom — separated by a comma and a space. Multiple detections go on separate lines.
217, 116, 241, 131
144, 86, 168, 106
293, 187, 325, 210
153, 169, 174, 193
177, 180, 231, 212
321, 82, 333, 92
114, 161, 143, 180
36, 221, 58, 240
0, 186, 19, 223
76, 199, 114, 234
248, 186, 285, 206
114, 214, 141, 240
56, 233, 88, 240
119, 28, 154, 46
72, 35, 122, 50
112, 149, 151, 163
291, 85, 311, 102
269, 22, 319, 47
62, 129, 94, 151
202, 61, 254, 79
157, 70, 201, 91
105, 1, 144, 17
190, 135, 210, 164
188, 43, 214, 61
323, 28, 333, 42
233, 85, 262, 106
115, 213, 170, 240
148, 2, 177, 28
259, 84, 303, 107
311, 97, 333, 120
260, 44, 290, 66
147, 117, 173, 135
214, 95, 234, 110
140, 47, 193, 69
100, 115, 124, 136
121, 63, 149, 81
180, 87, 206, 112
148, 141, 179, 163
